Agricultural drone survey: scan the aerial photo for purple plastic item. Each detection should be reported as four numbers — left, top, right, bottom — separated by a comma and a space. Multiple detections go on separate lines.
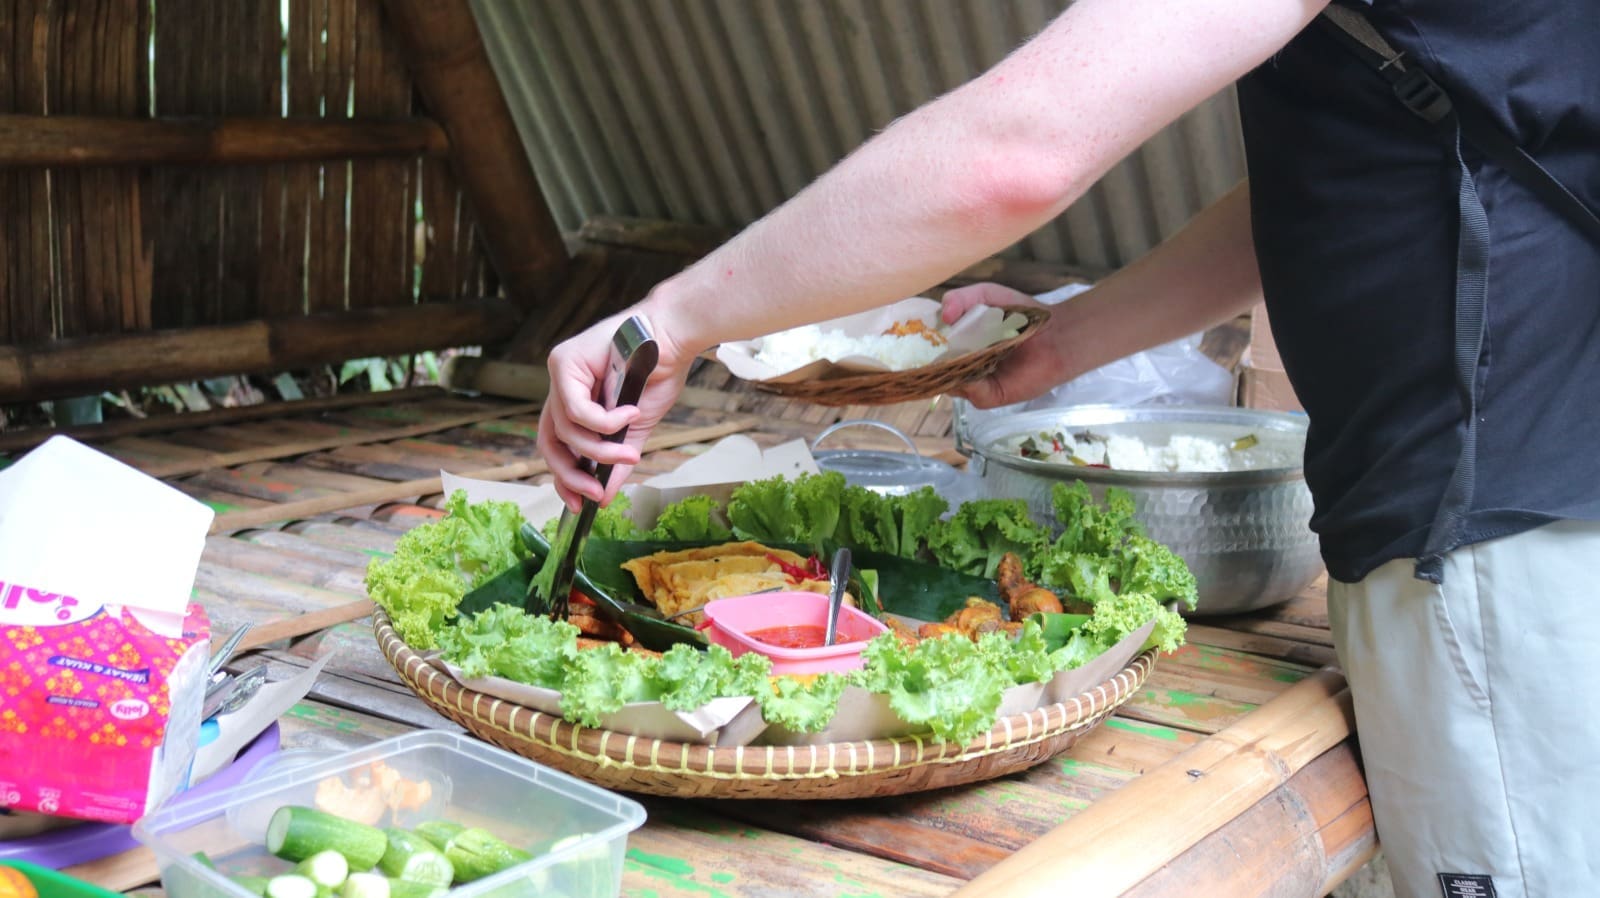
0, 723, 281, 868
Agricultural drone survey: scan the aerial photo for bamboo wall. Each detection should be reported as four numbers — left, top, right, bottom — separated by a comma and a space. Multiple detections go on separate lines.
0, 0, 498, 350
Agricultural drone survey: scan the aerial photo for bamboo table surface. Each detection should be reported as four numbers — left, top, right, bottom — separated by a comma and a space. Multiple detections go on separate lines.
1, 386, 1374, 898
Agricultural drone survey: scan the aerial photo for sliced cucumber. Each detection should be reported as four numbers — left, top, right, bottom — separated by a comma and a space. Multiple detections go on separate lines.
548, 834, 613, 898
386, 881, 448, 898
265, 874, 320, 898
411, 820, 466, 854
337, 873, 388, 898
377, 829, 454, 887
231, 875, 271, 897
295, 849, 351, 889
443, 827, 533, 883
266, 806, 388, 870
338, 874, 447, 898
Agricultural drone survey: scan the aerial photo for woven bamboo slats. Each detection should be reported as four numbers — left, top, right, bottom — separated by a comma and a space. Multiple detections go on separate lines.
0, 0, 549, 403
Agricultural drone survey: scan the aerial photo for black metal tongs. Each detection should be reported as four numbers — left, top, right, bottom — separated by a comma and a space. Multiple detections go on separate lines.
541, 315, 659, 622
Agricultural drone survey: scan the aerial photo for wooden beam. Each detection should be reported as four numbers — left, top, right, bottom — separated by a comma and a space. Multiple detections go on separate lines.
0, 115, 449, 166
381, 0, 567, 307
0, 300, 520, 404
949, 667, 1356, 898
0, 387, 448, 455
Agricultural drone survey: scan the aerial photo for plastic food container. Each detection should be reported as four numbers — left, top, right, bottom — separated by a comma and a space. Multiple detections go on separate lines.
702, 591, 889, 675
131, 731, 647, 898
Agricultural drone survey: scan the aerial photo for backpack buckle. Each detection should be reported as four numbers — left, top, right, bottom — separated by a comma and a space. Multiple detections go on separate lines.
1392, 66, 1454, 124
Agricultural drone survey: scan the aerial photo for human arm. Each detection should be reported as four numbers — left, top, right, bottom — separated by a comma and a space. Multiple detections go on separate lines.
941, 179, 1263, 408
539, 0, 1328, 507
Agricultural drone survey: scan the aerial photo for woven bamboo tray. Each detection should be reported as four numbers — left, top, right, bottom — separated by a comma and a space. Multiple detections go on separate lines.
751, 306, 1050, 407
375, 609, 1155, 799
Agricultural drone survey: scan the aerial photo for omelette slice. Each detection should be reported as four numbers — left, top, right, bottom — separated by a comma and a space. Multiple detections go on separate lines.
621, 540, 843, 624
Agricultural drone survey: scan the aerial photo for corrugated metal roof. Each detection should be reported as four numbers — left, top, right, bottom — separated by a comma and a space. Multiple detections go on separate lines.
471, 0, 1246, 272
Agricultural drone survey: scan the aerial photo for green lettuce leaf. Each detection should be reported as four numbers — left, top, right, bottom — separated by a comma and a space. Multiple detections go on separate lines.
756, 674, 849, 733
648, 495, 733, 542
854, 632, 1011, 744
364, 490, 530, 649
926, 498, 1050, 579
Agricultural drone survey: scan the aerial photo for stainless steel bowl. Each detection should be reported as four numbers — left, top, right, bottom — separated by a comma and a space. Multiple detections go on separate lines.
967, 405, 1322, 615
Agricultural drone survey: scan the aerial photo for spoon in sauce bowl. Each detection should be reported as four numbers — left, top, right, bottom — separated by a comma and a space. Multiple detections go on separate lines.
823, 547, 852, 647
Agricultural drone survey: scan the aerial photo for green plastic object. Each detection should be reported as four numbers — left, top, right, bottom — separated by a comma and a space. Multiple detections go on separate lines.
0, 860, 124, 898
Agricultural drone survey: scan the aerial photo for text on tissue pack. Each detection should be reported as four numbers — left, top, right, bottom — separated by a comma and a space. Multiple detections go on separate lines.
0, 579, 86, 625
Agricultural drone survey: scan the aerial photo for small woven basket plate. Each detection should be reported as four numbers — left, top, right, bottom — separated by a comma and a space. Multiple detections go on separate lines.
751, 306, 1050, 407
375, 609, 1154, 799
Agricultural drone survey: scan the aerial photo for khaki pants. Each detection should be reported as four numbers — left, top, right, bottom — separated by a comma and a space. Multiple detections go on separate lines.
1328, 520, 1600, 898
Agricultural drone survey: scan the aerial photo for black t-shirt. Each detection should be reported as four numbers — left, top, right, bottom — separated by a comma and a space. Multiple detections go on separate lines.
1236, 0, 1600, 582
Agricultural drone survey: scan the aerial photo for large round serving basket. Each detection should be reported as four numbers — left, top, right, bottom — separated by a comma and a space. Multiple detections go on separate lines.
375, 610, 1156, 800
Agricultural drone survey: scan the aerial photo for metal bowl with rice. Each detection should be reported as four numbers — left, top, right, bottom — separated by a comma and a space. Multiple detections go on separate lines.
962, 404, 1323, 615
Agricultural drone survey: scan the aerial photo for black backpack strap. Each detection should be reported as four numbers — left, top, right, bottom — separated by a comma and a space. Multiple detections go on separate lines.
1318, 5, 1600, 247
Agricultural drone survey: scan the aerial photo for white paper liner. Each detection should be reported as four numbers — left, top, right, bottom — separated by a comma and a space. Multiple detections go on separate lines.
440, 435, 819, 532
1042, 621, 1155, 706
428, 654, 765, 747
714, 297, 1029, 384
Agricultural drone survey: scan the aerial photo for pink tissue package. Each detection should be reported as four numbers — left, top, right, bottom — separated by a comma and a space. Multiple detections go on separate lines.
0, 581, 209, 824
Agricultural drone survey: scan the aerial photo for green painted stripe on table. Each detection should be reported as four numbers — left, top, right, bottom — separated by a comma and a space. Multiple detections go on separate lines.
624, 855, 733, 897
1054, 755, 1140, 779
1168, 643, 1313, 684
283, 702, 370, 734
1103, 717, 1184, 741
200, 499, 247, 515
1130, 687, 1258, 730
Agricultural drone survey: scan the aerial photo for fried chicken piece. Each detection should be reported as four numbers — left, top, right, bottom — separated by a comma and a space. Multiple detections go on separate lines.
1011, 587, 1065, 620
884, 615, 923, 647
996, 552, 1071, 619
917, 621, 962, 640
950, 596, 1005, 639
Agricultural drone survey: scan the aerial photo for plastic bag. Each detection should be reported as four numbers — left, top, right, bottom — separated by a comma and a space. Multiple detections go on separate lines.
953, 282, 1236, 452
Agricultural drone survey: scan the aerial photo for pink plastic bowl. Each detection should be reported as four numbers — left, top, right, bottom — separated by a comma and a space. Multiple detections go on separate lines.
701, 591, 889, 676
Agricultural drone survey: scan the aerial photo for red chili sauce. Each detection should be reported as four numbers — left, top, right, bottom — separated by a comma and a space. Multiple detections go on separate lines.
746, 624, 843, 649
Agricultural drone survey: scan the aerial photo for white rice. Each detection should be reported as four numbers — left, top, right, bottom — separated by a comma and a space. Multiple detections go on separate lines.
754, 324, 947, 373
1010, 429, 1300, 473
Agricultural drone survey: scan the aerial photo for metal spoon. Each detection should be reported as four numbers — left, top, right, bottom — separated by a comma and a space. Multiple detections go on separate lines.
823, 547, 852, 646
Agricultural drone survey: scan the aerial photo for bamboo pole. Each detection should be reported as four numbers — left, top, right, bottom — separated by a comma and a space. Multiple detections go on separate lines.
0, 299, 519, 404
1123, 740, 1377, 897
234, 598, 377, 653
949, 667, 1355, 898
208, 417, 759, 533
381, 0, 568, 307
0, 386, 447, 454
440, 356, 551, 402
0, 114, 449, 166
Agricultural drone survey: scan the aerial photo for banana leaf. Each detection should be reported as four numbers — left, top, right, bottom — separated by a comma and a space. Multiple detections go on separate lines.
458, 527, 706, 652
580, 539, 1002, 625
849, 549, 1003, 622
1025, 611, 1093, 652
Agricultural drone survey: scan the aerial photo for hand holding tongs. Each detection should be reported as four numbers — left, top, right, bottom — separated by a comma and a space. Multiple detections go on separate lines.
541, 315, 659, 621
